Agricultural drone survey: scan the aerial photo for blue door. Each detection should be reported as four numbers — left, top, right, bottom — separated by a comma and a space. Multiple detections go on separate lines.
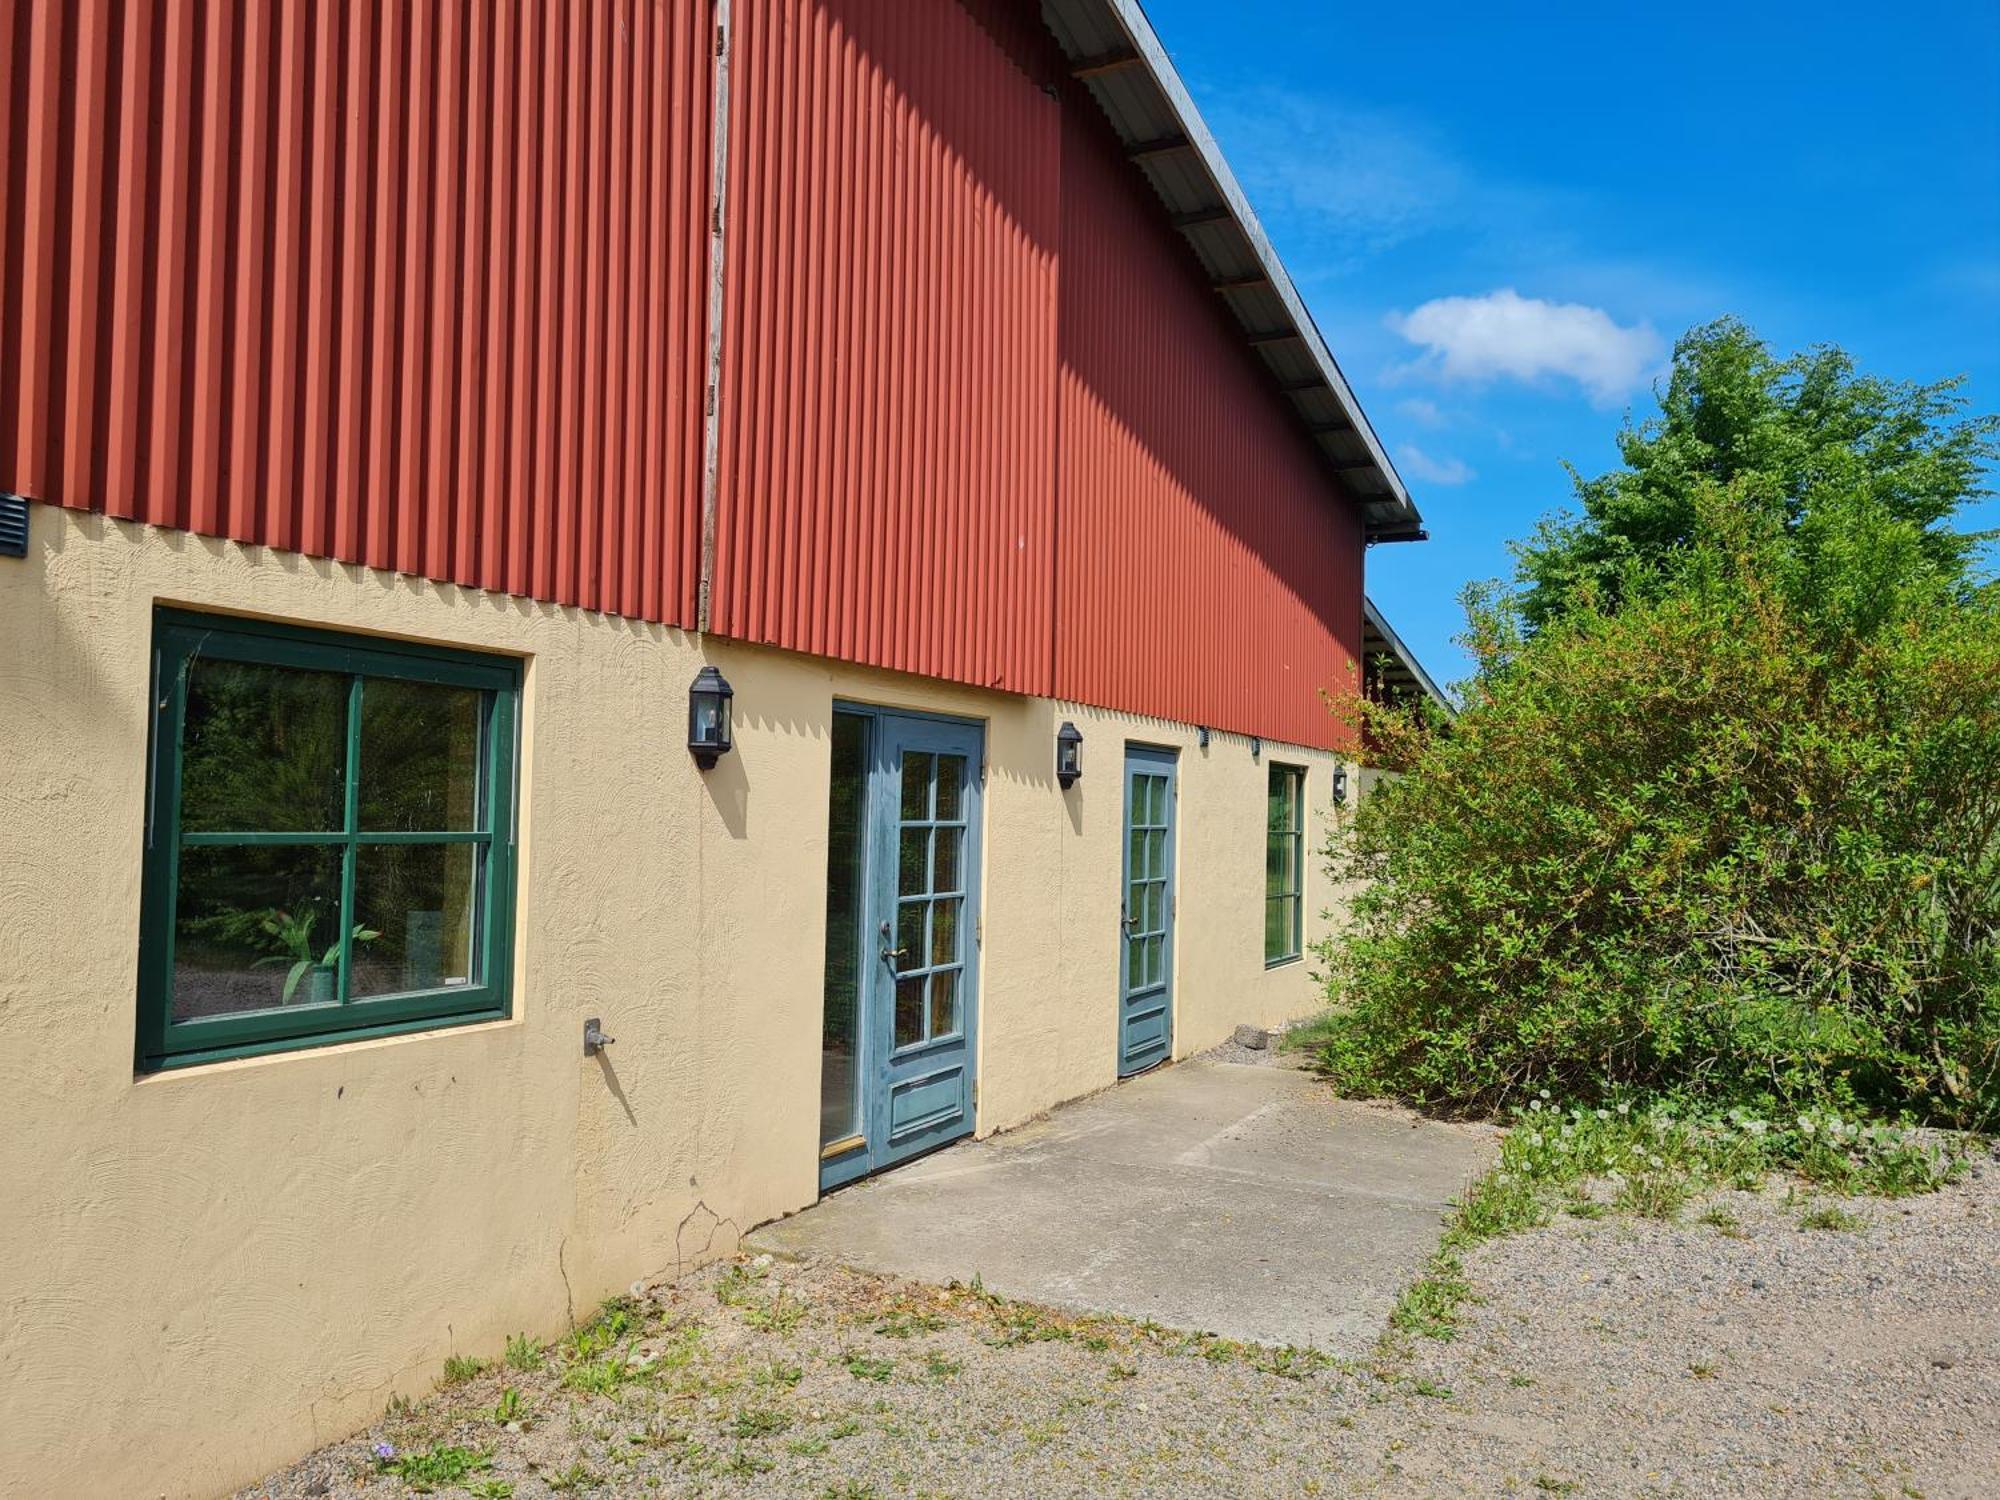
1119, 745, 1176, 1075
820, 708, 983, 1191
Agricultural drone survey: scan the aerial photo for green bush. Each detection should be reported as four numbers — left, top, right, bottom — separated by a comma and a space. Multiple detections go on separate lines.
1312, 474, 2000, 1125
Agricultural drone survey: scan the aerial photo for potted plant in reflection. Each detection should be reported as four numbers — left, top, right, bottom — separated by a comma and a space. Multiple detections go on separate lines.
255, 906, 380, 1004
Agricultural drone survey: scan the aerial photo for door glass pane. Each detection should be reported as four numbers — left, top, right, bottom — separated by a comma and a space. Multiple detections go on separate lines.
1128, 826, 1146, 880
929, 969, 958, 1037
820, 713, 868, 1146
1145, 881, 1163, 932
180, 657, 348, 832
933, 827, 962, 893
1149, 935, 1166, 988
899, 828, 929, 897
1127, 934, 1144, 984
931, 898, 960, 965
895, 975, 925, 1048
361, 680, 485, 831
171, 843, 347, 1020
350, 842, 480, 998
935, 755, 963, 821
901, 752, 933, 821
897, 901, 926, 968
1147, 829, 1165, 875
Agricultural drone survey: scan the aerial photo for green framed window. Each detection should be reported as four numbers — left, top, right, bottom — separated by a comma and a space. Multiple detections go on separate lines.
137, 609, 520, 1071
1264, 763, 1305, 965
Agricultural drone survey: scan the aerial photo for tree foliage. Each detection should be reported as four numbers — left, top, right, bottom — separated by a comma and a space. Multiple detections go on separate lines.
1515, 318, 1997, 632
1316, 329, 2000, 1126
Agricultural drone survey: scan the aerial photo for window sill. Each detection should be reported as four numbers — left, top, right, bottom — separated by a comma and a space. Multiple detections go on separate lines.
136, 1004, 513, 1078
1263, 954, 1305, 971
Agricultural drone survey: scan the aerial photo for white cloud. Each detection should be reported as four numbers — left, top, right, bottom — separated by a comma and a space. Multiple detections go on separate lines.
1391, 288, 1663, 405
1202, 91, 1465, 267
1395, 397, 1447, 428
1394, 444, 1475, 486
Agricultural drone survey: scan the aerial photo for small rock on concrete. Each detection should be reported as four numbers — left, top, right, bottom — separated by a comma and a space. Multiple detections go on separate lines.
1232, 1024, 1269, 1050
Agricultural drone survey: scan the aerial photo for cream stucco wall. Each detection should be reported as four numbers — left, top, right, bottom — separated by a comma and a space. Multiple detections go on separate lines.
0, 509, 1353, 1498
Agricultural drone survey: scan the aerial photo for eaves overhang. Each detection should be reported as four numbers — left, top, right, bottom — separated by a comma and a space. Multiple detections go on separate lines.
1363, 596, 1452, 714
1037, 0, 1427, 545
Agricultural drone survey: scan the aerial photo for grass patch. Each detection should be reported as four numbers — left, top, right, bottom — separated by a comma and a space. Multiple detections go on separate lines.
1697, 1205, 1746, 1237
1375, 1094, 1973, 1357
841, 1350, 895, 1382
504, 1333, 544, 1372
440, 1354, 487, 1386
1388, 1254, 1474, 1342
374, 1443, 490, 1491
1799, 1203, 1867, 1232
729, 1406, 793, 1439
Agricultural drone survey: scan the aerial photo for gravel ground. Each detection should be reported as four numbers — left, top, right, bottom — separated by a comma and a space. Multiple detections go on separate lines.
241, 1155, 1997, 1500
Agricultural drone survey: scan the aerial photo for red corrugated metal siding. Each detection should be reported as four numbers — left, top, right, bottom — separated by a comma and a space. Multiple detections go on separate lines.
0, 0, 712, 626
711, 0, 1061, 695
1053, 105, 1364, 751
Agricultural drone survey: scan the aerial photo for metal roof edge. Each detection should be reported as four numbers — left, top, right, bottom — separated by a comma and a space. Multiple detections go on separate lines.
1363, 596, 1452, 713
1050, 0, 1425, 543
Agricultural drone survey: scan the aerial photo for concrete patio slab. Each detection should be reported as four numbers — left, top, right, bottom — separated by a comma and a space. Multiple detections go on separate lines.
748, 1058, 1497, 1355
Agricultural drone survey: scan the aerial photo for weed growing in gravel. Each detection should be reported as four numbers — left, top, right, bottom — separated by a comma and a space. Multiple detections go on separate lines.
440, 1354, 487, 1386
717, 1262, 810, 1333
842, 1350, 895, 1382
502, 1332, 542, 1372
1384, 1095, 1968, 1351
491, 1387, 526, 1424
730, 1406, 793, 1439
1409, 1377, 1452, 1399
1615, 1169, 1693, 1220
542, 1459, 596, 1491
1798, 1203, 1867, 1232
1697, 1206, 1746, 1237
1388, 1254, 1474, 1341
753, 1359, 804, 1388
374, 1442, 491, 1489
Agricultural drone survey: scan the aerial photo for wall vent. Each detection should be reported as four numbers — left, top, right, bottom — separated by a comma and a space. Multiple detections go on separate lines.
0, 494, 26, 558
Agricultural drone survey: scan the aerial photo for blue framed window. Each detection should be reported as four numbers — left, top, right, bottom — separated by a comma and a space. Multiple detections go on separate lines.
137, 609, 520, 1071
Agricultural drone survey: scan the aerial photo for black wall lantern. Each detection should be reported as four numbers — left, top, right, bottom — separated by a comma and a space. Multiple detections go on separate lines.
1055, 720, 1083, 788
1250, 735, 1262, 762
1331, 763, 1350, 805
1196, 725, 1210, 750
687, 665, 734, 769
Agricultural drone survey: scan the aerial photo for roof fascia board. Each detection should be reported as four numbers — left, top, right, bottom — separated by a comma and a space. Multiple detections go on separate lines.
1086, 0, 1420, 537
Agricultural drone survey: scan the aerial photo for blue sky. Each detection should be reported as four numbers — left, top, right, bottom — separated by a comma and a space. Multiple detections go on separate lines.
1144, 0, 2000, 689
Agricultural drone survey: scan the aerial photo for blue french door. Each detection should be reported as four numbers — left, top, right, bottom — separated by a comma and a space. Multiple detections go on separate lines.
1119, 745, 1177, 1075
820, 707, 984, 1191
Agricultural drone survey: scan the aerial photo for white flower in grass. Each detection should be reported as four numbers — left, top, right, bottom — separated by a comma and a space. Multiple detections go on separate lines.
1617, 1102, 1630, 1116
1529, 1099, 1543, 1113
1798, 1116, 1816, 1136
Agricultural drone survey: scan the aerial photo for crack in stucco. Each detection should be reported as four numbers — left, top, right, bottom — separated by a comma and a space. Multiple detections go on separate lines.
558, 1235, 575, 1328
673, 1199, 742, 1280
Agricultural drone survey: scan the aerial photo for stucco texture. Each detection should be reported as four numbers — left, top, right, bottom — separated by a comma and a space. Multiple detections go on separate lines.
0, 509, 1351, 1497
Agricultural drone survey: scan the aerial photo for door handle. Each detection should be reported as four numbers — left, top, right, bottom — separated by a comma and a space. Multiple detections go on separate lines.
1122, 910, 1140, 931
879, 920, 908, 965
